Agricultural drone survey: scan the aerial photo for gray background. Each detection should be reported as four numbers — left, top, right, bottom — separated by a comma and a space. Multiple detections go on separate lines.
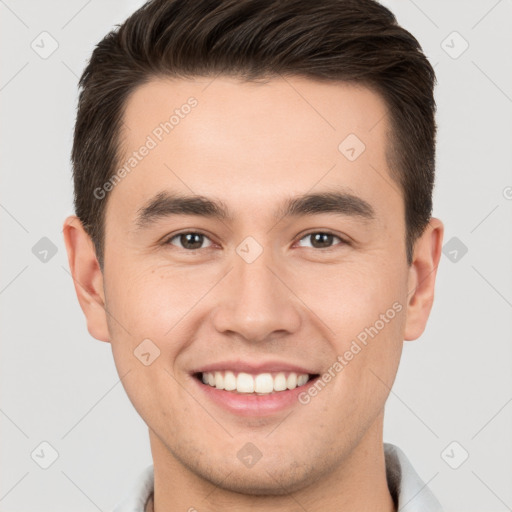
1, 0, 511, 510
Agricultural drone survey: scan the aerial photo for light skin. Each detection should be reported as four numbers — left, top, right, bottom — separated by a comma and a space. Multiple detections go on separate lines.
63, 76, 443, 511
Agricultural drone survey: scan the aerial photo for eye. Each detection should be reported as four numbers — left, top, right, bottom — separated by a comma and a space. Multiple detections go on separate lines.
296, 231, 346, 249
166, 232, 213, 250
163, 230, 347, 251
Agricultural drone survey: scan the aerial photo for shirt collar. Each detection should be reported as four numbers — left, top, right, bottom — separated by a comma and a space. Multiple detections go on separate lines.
385, 443, 444, 512
112, 443, 443, 511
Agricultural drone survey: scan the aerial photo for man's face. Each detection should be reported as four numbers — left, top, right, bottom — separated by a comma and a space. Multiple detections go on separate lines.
99, 76, 412, 492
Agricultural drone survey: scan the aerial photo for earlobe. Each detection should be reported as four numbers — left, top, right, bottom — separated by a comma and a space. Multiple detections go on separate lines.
404, 217, 444, 341
62, 216, 110, 342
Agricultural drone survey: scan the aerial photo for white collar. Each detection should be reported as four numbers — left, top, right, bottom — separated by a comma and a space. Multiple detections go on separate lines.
384, 443, 443, 511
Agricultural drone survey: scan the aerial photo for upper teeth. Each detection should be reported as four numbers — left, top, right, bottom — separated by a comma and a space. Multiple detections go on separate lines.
201, 371, 310, 394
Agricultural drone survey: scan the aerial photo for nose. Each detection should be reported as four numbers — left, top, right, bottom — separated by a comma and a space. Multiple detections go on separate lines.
211, 245, 302, 344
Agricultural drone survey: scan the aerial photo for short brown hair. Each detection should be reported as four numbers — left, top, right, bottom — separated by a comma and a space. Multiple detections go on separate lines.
72, 0, 437, 267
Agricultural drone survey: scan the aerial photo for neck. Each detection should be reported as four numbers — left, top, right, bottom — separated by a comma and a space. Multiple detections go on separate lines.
148, 415, 395, 512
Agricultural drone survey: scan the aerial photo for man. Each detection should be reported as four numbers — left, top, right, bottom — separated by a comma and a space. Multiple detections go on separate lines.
63, 0, 444, 510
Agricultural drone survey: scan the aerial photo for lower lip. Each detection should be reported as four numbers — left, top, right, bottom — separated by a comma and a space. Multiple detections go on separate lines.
192, 375, 319, 416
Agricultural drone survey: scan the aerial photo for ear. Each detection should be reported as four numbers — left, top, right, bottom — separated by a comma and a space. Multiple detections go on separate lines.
62, 215, 110, 342
404, 217, 444, 341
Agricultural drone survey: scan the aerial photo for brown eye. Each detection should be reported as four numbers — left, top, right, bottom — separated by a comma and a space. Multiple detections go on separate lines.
297, 232, 344, 249
167, 232, 213, 250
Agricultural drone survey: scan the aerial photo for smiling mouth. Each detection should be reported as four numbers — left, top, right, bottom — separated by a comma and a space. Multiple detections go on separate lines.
194, 371, 320, 395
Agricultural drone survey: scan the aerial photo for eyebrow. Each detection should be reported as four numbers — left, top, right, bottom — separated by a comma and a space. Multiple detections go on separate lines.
135, 190, 375, 228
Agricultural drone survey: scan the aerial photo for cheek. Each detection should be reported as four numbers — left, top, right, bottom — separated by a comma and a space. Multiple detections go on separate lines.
104, 262, 224, 394
105, 261, 212, 336
291, 257, 406, 335
110, 346, 180, 436
297, 260, 406, 414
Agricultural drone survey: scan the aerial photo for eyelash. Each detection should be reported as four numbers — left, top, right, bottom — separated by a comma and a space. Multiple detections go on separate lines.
163, 230, 348, 251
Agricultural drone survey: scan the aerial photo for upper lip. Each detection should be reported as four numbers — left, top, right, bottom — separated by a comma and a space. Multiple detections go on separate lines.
192, 359, 318, 375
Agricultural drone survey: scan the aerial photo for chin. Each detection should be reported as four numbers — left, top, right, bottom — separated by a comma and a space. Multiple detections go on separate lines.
204, 461, 317, 496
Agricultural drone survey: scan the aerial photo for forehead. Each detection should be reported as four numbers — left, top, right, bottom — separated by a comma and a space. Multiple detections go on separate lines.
112, 75, 400, 224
